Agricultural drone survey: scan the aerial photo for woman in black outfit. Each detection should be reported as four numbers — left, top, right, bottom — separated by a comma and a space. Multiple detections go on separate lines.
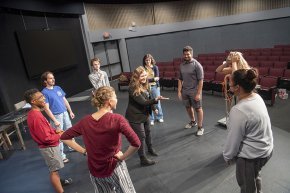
125, 66, 168, 166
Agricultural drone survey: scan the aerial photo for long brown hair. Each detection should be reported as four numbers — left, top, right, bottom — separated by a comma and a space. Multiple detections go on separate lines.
129, 66, 149, 96
142, 54, 156, 67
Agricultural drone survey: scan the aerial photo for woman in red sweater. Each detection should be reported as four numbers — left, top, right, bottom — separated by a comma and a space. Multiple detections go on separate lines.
61, 86, 140, 193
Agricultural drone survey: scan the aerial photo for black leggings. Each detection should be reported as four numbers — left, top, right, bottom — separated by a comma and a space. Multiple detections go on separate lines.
129, 120, 152, 157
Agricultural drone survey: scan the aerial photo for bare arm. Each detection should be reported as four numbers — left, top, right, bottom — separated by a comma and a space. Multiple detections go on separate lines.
114, 145, 139, 161
178, 79, 183, 100
231, 53, 239, 73
63, 97, 75, 119
44, 103, 60, 127
62, 139, 86, 155
216, 61, 232, 75
231, 62, 238, 73
195, 80, 203, 101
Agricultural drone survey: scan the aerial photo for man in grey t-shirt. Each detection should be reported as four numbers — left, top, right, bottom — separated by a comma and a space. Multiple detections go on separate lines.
178, 46, 204, 136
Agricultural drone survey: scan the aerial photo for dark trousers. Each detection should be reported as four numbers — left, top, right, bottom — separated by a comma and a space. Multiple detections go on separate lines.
236, 151, 272, 193
129, 120, 152, 157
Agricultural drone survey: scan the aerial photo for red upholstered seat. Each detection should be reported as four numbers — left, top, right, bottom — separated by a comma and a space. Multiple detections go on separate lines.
258, 76, 278, 106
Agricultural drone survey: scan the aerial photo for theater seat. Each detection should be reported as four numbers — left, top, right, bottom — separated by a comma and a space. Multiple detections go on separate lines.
212, 73, 225, 94
258, 76, 278, 106
278, 69, 290, 90
203, 72, 215, 92
118, 72, 132, 91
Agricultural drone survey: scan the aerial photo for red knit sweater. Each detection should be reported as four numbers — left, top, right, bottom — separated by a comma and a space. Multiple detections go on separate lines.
27, 110, 60, 148
61, 113, 140, 177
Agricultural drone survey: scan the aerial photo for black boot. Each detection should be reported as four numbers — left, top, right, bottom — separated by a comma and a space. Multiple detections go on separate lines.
140, 156, 156, 166
148, 147, 158, 156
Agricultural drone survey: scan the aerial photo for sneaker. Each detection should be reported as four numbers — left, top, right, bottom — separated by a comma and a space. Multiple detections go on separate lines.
196, 128, 204, 136
60, 178, 73, 186
184, 121, 197, 129
158, 119, 164, 123
63, 158, 69, 164
150, 120, 154, 126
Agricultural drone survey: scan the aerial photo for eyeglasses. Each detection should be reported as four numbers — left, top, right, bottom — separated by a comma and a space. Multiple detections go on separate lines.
33, 94, 45, 101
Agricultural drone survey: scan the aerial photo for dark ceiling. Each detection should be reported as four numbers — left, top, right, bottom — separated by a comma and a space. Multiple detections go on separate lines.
82, 0, 178, 4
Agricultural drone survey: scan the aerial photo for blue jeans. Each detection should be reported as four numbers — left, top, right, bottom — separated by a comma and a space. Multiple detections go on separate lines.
150, 86, 163, 121
50, 111, 72, 159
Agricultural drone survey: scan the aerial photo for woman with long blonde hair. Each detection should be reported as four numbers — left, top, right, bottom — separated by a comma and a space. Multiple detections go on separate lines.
216, 51, 252, 119
216, 51, 250, 75
125, 66, 168, 166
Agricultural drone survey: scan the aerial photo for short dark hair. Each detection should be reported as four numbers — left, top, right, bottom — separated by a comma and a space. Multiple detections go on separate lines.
232, 68, 258, 93
183, 46, 193, 55
24, 88, 39, 104
40, 71, 53, 87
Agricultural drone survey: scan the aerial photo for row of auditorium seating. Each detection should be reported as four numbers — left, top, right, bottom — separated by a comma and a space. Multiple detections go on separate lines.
154, 44, 290, 105
203, 69, 290, 106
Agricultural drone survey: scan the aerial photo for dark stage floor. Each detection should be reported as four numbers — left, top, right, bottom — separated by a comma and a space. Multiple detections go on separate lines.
1, 82, 290, 193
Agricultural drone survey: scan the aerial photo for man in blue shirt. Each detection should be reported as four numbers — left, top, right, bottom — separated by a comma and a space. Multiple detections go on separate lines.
41, 71, 75, 163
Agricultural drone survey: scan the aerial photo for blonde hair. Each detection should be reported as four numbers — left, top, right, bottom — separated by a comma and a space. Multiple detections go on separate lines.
129, 66, 149, 96
90, 57, 100, 66
228, 51, 250, 70
91, 86, 115, 108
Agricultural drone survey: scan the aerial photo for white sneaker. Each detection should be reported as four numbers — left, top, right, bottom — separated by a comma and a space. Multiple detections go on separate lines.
150, 120, 154, 126
158, 119, 164, 123
196, 128, 204, 136
184, 121, 197, 129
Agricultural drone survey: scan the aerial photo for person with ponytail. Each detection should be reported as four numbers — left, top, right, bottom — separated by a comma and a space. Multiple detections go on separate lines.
223, 69, 273, 193
61, 86, 140, 193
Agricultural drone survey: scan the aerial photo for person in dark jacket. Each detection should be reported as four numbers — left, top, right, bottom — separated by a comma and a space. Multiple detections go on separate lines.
125, 66, 168, 166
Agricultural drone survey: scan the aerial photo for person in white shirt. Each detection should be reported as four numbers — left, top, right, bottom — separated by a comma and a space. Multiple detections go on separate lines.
88, 58, 110, 91
223, 68, 273, 193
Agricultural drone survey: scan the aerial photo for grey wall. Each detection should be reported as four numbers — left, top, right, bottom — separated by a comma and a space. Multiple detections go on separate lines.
87, 7, 290, 72
126, 17, 290, 70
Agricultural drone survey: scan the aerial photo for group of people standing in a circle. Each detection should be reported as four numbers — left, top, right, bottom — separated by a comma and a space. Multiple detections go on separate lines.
24, 46, 273, 193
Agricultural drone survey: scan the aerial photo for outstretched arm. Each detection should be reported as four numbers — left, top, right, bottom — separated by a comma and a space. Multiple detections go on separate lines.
62, 139, 86, 155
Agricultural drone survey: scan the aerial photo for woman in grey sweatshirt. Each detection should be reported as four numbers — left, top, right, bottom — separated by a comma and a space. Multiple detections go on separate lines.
223, 68, 273, 193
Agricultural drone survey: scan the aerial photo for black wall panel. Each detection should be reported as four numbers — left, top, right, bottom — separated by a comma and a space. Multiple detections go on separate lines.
0, 7, 90, 115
